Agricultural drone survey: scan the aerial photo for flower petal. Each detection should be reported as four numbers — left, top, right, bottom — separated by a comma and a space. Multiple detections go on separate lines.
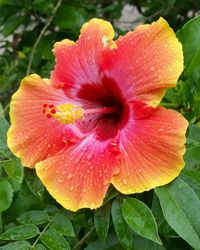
35, 133, 120, 211
51, 18, 114, 98
111, 102, 188, 193
7, 74, 83, 168
101, 17, 183, 107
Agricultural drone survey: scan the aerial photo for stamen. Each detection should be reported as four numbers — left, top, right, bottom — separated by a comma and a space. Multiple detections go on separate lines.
42, 103, 117, 125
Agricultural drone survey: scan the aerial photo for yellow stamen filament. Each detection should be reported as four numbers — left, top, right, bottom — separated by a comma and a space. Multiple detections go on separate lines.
53, 103, 84, 125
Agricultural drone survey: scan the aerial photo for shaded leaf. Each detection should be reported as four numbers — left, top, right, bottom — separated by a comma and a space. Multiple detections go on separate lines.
50, 213, 74, 237
0, 241, 30, 250
155, 177, 200, 249
0, 178, 13, 212
41, 229, 70, 250
3, 158, 23, 183
94, 202, 110, 242
17, 210, 49, 225
111, 199, 132, 249
2, 224, 39, 240
122, 198, 161, 245
24, 169, 44, 200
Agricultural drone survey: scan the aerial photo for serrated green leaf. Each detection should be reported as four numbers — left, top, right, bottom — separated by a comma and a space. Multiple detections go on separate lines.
94, 202, 110, 242
0, 178, 13, 212
111, 199, 132, 250
17, 210, 49, 225
2, 224, 39, 240
3, 158, 23, 183
50, 213, 74, 237
122, 198, 162, 245
0, 241, 30, 250
40, 229, 70, 250
155, 177, 200, 249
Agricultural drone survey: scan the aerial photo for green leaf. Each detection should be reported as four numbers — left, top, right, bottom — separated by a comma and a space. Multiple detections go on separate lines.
24, 169, 44, 200
155, 177, 200, 249
3, 158, 23, 183
37, 35, 54, 60
0, 241, 30, 250
2, 224, 39, 240
111, 199, 132, 250
40, 229, 70, 250
3, 16, 26, 37
181, 169, 200, 199
0, 178, 13, 212
132, 235, 165, 250
177, 15, 200, 68
54, 4, 85, 29
0, 104, 9, 150
122, 198, 162, 245
50, 213, 74, 237
84, 234, 121, 250
17, 210, 49, 225
0, 0, 11, 8
33, 243, 47, 250
184, 125, 200, 162
94, 202, 110, 242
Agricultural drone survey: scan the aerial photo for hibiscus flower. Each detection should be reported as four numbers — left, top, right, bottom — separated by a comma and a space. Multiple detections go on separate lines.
7, 18, 188, 211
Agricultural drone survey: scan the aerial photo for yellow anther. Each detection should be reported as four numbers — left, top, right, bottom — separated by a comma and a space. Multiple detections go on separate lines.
53, 103, 84, 125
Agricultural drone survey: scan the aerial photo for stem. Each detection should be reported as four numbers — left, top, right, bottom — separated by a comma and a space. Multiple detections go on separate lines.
73, 226, 94, 250
30, 217, 53, 248
26, 0, 63, 75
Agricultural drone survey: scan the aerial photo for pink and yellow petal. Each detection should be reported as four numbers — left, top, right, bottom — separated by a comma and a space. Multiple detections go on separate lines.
36, 134, 120, 211
111, 102, 188, 193
7, 74, 80, 168
51, 18, 115, 97
101, 17, 183, 107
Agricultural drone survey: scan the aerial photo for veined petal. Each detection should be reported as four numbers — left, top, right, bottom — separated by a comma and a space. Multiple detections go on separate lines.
7, 74, 83, 168
111, 102, 188, 193
51, 18, 115, 98
101, 17, 183, 107
36, 133, 120, 212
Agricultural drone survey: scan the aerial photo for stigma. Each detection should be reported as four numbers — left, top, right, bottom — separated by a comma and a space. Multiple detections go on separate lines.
43, 103, 117, 125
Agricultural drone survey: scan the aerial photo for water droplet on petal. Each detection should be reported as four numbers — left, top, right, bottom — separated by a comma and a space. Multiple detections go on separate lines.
70, 186, 74, 191
150, 66, 155, 71
61, 170, 66, 175
67, 173, 73, 180
87, 154, 93, 160
57, 178, 64, 183
123, 179, 127, 185
158, 128, 164, 132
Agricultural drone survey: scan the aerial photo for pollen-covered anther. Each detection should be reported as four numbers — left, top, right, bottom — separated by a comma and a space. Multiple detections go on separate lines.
53, 103, 84, 125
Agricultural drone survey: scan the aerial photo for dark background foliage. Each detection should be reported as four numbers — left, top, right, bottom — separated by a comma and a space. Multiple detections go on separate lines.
0, 0, 200, 249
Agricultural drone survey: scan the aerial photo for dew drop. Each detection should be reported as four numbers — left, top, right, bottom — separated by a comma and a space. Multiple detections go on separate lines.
57, 178, 64, 183
61, 170, 66, 175
150, 66, 155, 71
123, 179, 127, 185
70, 186, 74, 191
67, 173, 73, 180
158, 128, 164, 132
87, 154, 93, 160
83, 188, 86, 193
